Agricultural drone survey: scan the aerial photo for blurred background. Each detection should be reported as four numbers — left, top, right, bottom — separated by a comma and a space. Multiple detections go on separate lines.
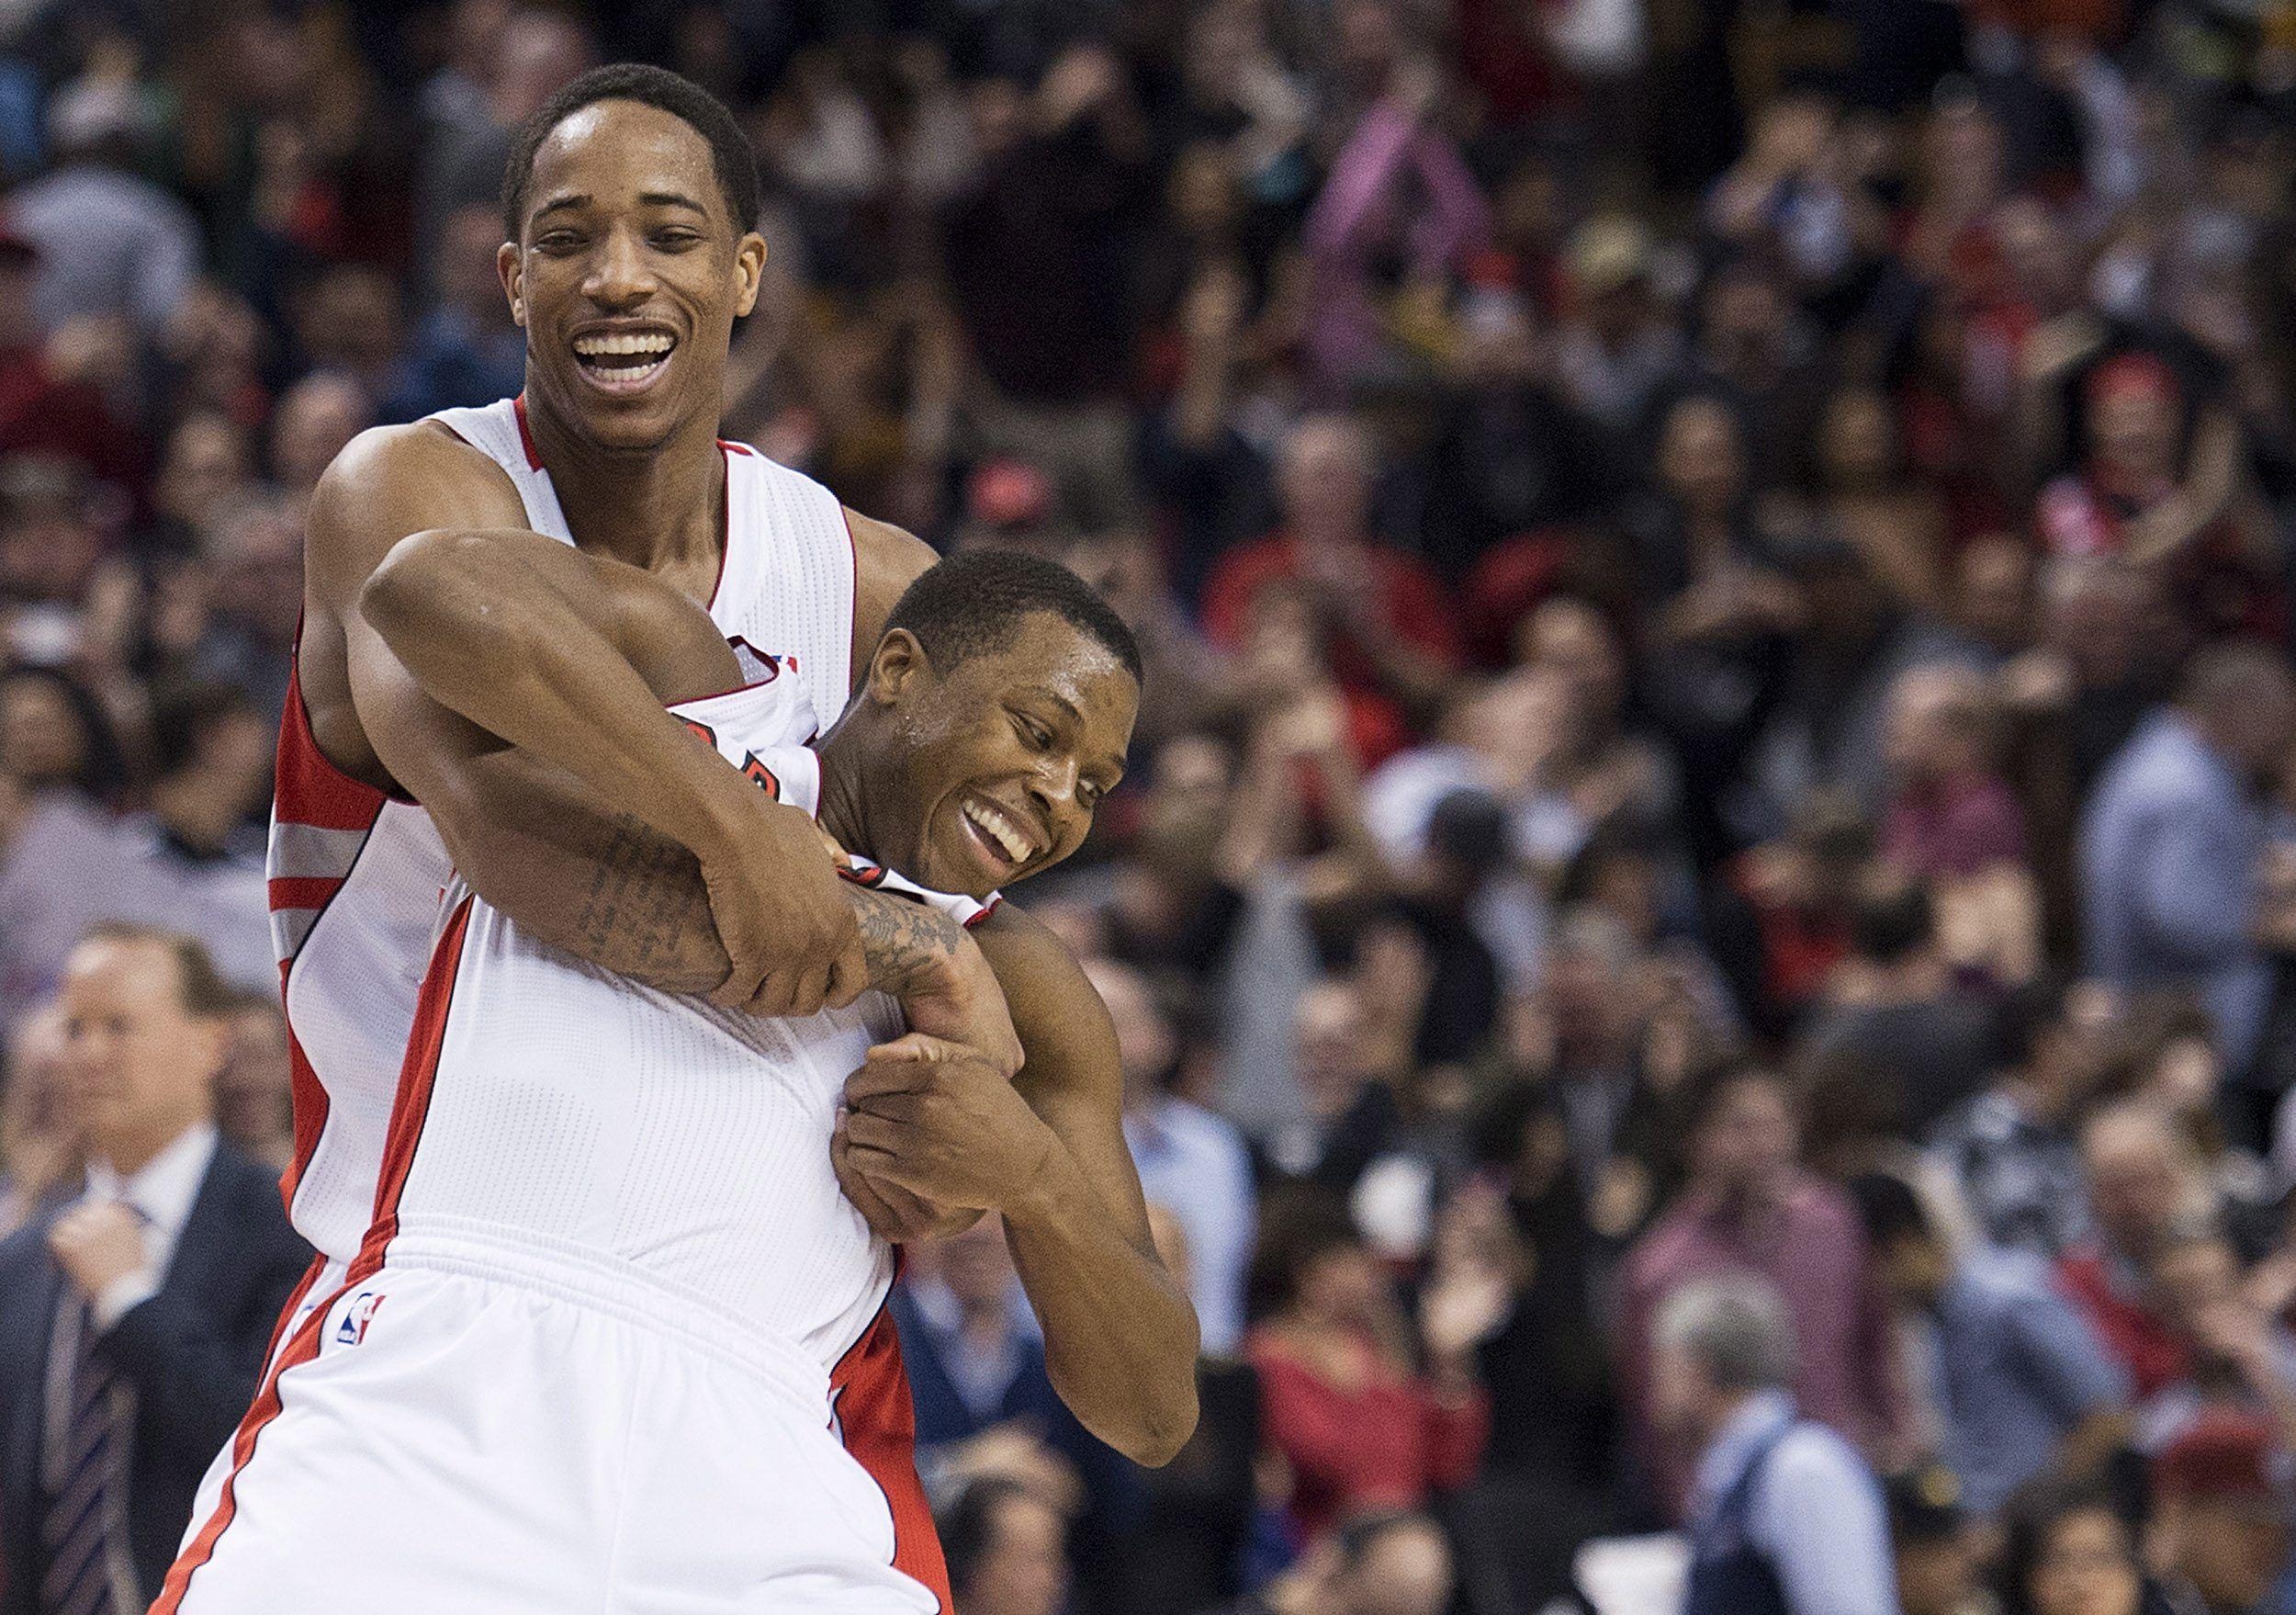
9, 0, 2296, 1612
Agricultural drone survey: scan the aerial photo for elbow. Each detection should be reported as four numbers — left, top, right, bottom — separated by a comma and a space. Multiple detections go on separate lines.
1105, 1371, 1199, 1469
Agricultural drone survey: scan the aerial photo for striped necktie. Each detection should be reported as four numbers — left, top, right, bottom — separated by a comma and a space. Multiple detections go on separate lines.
39, 1290, 132, 1615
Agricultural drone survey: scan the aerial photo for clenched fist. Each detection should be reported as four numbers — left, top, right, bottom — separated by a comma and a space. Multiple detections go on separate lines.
48, 1201, 149, 1303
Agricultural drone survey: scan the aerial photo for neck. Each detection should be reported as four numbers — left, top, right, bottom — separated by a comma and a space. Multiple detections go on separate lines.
1699, 1388, 1761, 1449
522, 388, 728, 584
811, 726, 880, 864
94, 1114, 201, 1180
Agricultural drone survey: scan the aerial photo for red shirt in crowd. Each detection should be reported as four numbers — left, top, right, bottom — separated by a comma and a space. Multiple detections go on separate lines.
1245, 1327, 1490, 1542
2055, 1246, 2191, 1400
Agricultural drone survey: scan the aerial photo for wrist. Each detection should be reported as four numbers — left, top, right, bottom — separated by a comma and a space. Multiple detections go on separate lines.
1000, 1124, 1076, 1230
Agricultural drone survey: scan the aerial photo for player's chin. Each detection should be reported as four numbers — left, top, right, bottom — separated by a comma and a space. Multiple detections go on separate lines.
931, 807, 1023, 899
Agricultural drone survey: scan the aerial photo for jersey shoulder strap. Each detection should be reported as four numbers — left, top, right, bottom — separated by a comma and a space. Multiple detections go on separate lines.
427, 395, 573, 544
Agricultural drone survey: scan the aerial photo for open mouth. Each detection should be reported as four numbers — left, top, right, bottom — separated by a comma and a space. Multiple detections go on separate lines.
959, 794, 1042, 876
571, 330, 677, 392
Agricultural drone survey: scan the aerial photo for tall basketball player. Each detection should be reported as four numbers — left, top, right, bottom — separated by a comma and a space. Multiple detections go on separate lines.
232, 60, 1192, 1613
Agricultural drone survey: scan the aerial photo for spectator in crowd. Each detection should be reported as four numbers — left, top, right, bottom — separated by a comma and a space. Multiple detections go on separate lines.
1617, 1064, 1905, 1511
2059, 1102, 2217, 1401
1654, 1274, 1900, 1615
1097, 958, 1255, 1353
0, 926, 308, 1614
2148, 1412, 2293, 1615
1886, 1465, 1988, 1615
2080, 644, 2296, 1089
1930, 977, 2121, 1259
938, 1475, 1074, 1615
1851, 1170, 2131, 1517
1797, 875, 2005, 1143
1992, 1476, 2157, 1615
0, 1003, 73, 1237
1242, 1191, 1490, 1542
14, 4, 2296, 1608
11, 77, 198, 341
1196, 1508, 1454, 1615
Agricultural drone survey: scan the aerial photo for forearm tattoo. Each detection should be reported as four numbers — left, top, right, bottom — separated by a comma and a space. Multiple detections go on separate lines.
850, 887, 962, 998
568, 814, 727, 993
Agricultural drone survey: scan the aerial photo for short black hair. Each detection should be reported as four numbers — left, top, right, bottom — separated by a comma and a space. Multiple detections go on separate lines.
501, 63, 761, 241
884, 548, 1143, 687
937, 1478, 1043, 1599
1851, 875, 1934, 964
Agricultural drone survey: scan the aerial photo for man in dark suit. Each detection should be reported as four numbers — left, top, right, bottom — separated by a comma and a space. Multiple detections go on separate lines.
0, 925, 310, 1615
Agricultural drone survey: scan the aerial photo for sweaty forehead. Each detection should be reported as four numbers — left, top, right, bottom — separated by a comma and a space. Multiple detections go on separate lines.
527, 101, 722, 221
959, 620, 1137, 728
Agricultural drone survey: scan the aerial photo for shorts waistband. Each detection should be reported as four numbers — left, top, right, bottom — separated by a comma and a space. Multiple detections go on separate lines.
377, 1217, 834, 1409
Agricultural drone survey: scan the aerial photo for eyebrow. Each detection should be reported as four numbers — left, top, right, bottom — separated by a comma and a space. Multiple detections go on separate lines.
532, 191, 711, 220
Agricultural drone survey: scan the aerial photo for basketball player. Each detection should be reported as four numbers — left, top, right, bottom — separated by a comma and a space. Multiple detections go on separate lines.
157, 549, 1174, 1613
228, 60, 1189, 1612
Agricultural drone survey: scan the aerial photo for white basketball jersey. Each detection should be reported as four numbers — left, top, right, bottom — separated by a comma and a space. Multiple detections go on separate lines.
366, 670, 986, 1368
268, 395, 859, 1266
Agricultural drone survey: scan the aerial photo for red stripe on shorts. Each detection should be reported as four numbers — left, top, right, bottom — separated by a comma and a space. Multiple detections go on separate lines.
832, 1304, 952, 1614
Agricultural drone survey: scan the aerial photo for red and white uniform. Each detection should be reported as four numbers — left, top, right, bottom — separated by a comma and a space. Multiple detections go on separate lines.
162, 668, 983, 1614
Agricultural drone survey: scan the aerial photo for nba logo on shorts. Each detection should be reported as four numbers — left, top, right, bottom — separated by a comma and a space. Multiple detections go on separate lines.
337, 1291, 385, 1346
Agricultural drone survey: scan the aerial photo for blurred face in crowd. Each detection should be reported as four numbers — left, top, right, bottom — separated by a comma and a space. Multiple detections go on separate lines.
2164, 1487, 2292, 1614
1, 1005, 79, 1178
1295, 980, 1375, 1120
157, 412, 252, 530
1693, 1074, 1797, 1200
1649, 1338, 1726, 1443
1883, 667, 1986, 787
1277, 416, 1373, 546
1085, 959, 1176, 1107
58, 936, 224, 1169
1656, 398, 1743, 520
1335, 1519, 1455, 1615
2043, 560, 2150, 683
2089, 382, 2180, 488
270, 373, 373, 492
935, 1215, 1015, 1314
1818, 387, 1898, 491
1953, 536, 2032, 652
0, 672, 90, 788
1523, 599, 1627, 728
1141, 733, 1232, 858
2029, 982, 2122, 1113
215, 1000, 293, 1164
2083, 1108, 2200, 1257
2028, 1507, 2143, 1615
503, 96, 767, 457
1294, 1232, 1387, 1330
2199, 666, 2296, 785
204, 494, 308, 649
967, 1490, 1069, 1615
1895, 1530, 1976, 1615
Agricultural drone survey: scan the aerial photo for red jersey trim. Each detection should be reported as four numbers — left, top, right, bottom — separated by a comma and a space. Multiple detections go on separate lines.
830, 1302, 952, 1614
354, 896, 476, 1280
511, 392, 544, 470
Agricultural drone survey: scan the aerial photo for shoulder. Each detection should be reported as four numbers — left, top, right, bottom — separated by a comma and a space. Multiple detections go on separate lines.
308, 422, 527, 571
845, 508, 937, 637
973, 904, 1116, 1069
1762, 1422, 1877, 1504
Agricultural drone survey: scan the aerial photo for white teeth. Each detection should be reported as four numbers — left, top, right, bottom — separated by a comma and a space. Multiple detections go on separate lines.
963, 799, 1031, 863
574, 333, 674, 357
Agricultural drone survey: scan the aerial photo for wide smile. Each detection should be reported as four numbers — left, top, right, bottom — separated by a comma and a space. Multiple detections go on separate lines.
957, 793, 1044, 879
569, 327, 678, 395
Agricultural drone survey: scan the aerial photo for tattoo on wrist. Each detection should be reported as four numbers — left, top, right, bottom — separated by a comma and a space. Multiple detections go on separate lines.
851, 887, 961, 995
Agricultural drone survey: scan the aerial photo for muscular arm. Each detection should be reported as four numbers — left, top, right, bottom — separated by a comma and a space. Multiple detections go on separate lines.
840, 904, 1202, 1464
302, 425, 940, 1014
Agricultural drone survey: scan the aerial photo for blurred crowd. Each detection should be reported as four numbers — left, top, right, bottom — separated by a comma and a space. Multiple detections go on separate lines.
9, 0, 2296, 1612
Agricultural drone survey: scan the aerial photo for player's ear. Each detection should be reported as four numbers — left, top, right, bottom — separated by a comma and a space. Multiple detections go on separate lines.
732, 232, 768, 319
499, 240, 525, 328
866, 629, 930, 706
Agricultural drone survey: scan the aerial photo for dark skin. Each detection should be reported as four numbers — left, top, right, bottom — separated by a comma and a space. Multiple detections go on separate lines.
306, 96, 1196, 1461
303, 96, 937, 1019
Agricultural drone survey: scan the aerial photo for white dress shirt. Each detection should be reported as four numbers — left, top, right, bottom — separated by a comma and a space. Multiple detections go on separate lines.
80, 1121, 219, 1328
